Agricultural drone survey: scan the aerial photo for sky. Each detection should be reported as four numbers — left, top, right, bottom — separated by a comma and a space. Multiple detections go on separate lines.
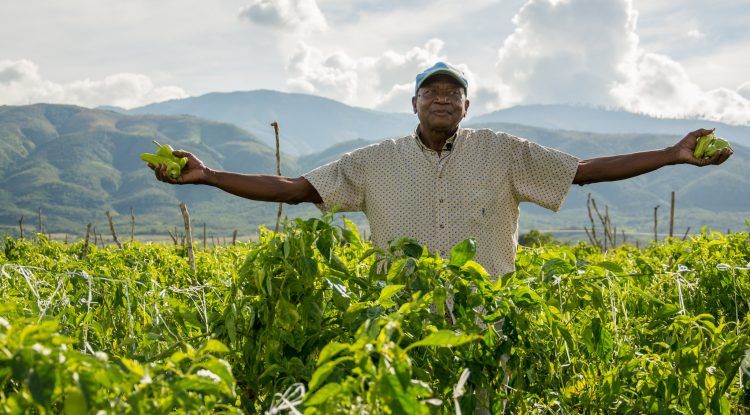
1, 0, 749, 124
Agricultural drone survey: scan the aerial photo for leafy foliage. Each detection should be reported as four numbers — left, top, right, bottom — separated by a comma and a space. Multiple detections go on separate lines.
1, 221, 749, 413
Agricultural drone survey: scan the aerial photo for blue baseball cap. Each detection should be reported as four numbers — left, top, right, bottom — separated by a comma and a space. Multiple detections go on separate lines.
414, 62, 468, 95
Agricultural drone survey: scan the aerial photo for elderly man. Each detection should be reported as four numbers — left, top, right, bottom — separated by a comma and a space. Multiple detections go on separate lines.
152, 61, 732, 277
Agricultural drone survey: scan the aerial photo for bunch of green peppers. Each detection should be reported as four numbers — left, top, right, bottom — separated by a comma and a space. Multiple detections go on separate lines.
693, 132, 732, 159
140, 140, 188, 179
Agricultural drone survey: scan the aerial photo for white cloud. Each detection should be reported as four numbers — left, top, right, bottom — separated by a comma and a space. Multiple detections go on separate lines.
483, 0, 750, 124
284, 39, 476, 113
738, 82, 750, 100
611, 53, 703, 117
238, 0, 327, 33
613, 53, 750, 124
0, 59, 188, 109
492, 0, 639, 107
686, 29, 704, 39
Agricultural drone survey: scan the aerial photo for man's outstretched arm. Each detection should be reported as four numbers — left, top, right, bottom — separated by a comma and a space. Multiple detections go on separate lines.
151, 150, 323, 204
573, 128, 733, 185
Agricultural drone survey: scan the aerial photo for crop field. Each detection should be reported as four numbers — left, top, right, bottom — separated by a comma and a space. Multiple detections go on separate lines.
1, 217, 750, 414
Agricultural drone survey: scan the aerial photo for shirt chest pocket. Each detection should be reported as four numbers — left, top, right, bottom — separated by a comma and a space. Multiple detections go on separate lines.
443, 173, 498, 226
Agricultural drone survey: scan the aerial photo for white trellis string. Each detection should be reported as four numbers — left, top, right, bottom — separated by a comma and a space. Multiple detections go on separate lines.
265, 383, 305, 415
452, 367, 471, 415
716, 263, 749, 336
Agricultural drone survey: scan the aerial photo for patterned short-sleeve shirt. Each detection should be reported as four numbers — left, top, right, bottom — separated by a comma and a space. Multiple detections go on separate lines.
303, 127, 579, 278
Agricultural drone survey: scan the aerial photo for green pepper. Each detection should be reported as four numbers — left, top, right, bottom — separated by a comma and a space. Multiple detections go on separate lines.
153, 140, 188, 167
693, 133, 732, 158
140, 153, 182, 179
693, 133, 714, 158
703, 137, 731, 157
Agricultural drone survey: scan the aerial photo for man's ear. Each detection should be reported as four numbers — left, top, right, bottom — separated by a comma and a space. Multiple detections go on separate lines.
412, 96, 418, 114
463, 99, 470, 118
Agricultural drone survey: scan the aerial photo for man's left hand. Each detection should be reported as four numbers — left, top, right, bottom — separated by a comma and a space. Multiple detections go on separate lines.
672, 128, 733, 166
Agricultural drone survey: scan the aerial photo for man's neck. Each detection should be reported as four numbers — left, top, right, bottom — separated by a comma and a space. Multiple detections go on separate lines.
417, 125, 458, 152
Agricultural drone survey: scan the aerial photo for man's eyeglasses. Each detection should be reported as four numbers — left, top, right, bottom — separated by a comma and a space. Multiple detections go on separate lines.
418, 88, 464, 102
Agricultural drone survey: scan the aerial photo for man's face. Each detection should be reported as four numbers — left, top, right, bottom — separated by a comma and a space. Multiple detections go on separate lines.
412, 74, 470, 133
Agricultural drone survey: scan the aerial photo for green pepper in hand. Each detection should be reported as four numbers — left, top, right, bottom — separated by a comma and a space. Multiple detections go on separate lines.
140, 140, 188, 179
693, 132, 732, 159
140, 153, 182, 179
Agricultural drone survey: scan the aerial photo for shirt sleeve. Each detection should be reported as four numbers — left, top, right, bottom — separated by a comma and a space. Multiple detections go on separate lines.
303, 149, 366, 213
509, 134, 580, 212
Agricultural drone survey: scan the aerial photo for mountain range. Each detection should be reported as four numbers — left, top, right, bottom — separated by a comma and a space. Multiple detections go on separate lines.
1, 92, 748, 243
124, 90, 417, 156
120, 91, 750, 153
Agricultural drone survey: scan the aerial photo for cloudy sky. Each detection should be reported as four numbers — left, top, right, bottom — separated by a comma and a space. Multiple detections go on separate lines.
1, 0, 749, 124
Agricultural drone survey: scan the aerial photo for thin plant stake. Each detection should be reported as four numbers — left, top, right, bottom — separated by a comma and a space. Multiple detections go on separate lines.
271, 121, 283, 233
179, 203, 196, 272
107, 211, 122, 249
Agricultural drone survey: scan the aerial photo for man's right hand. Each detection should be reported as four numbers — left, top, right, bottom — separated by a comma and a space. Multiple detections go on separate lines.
151, 150, 212, 185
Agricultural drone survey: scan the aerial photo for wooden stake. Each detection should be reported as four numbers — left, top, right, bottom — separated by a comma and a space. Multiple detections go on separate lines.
107, 211, 122, 249
669, 191, 675, 238
167, 229, 177, 245
585, 194, 601, 249
18, 215, 24, 239
130, 207, 135, 242
271, 121, 283, 233
682, 227, 691, 241
38, 208, 43, 234
179, 203, 196, 272
82, 224, 91, 259
653, 205, 660, 243
203, 223, 207, 249
232, 230, 238, 245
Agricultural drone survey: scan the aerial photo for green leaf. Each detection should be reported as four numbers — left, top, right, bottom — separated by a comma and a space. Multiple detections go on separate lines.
378, 285, 406, 307
593, 261, 625, 275
170, 351, 190, 364
201, 339, 230, 354
276, 298, 300, 330
299, 256, 318, 280
63, 388, 88, 415
655, 303, 681, 320
552, 320, 574, 349
341, 218, 362, 248
461, 260, 489, 277
325, 276, 351, 310
689, 387, 706, 415
317, 342, 350, 365
581, 318, 613, 359
28, 368, 56, 406
542, 258, 576, 277
118, 358, 144, 377
510, 286, 543, 307
304, 382, 342, 406
225, 310, 237, 345
449, 239, 476, 267
309, 356, 351, 392
405, 330, 481, 351
400, 240, 424, 258
196, 359, 235, 388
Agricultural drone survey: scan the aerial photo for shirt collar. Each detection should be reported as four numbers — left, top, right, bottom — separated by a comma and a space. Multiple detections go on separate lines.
413, 126, 460, 152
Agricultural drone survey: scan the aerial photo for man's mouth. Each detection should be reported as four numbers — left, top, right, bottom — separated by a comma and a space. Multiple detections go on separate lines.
432, 110, 451, 116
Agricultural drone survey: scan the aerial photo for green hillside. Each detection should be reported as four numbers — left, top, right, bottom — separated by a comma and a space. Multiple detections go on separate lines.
0, 104, 317, 239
